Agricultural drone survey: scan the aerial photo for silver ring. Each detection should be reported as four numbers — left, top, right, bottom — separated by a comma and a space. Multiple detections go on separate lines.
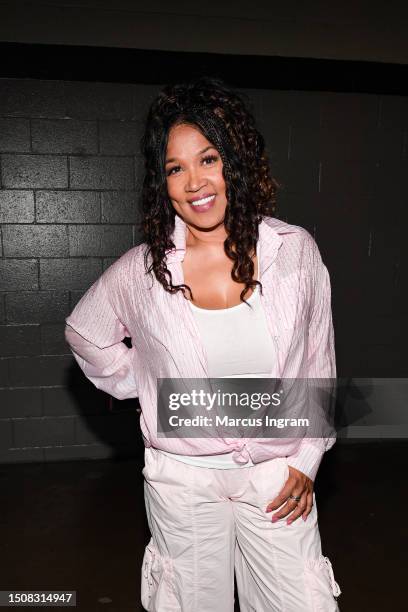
288, 494, 301, 502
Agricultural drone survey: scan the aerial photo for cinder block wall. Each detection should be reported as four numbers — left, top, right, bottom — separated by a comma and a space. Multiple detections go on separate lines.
0, 79, 160, 463
0, 79, 407, 463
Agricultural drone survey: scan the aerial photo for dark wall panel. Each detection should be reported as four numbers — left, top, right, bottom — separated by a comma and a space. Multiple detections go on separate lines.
0, 43, 407, 463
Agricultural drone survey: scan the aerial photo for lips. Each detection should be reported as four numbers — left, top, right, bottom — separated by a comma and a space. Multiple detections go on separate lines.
188, 194, 216, 206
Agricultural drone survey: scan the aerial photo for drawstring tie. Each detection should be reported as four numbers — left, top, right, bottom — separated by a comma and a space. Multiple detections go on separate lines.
144, 545, 174, 588
232, 444, 251, 465
322, 556, 341, 597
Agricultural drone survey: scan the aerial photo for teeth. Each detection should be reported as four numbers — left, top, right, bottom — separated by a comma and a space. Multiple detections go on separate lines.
190, 195, 215, 206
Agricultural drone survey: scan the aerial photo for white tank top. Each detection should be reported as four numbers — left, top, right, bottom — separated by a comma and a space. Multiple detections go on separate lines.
158, 264, 277, 469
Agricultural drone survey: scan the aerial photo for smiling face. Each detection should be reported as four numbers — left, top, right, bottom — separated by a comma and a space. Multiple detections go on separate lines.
165, 123, 228, 231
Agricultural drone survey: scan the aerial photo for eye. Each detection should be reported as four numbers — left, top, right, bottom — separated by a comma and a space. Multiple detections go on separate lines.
166, 154, 219, 177
202, 154, 219, 165
166, 165, 181, 177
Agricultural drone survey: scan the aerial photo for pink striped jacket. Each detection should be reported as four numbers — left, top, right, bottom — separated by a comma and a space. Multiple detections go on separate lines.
65, 214, 336, 481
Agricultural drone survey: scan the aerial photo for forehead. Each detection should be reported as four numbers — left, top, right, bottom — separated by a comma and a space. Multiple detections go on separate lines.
166, 123, 209, 148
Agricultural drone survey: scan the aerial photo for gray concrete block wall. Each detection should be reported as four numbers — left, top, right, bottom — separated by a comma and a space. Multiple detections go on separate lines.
264, 91, 408, 380
0, 78, 160, 464
0, 78, 407, 464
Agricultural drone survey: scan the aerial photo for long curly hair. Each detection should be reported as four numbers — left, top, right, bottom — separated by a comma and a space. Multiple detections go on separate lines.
140, 75, 280, 306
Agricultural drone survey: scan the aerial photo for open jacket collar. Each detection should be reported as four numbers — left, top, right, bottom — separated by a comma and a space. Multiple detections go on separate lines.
165, 214, 300, 276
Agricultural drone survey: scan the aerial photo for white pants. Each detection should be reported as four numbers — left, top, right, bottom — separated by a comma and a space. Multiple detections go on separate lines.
141, 447, 341, 611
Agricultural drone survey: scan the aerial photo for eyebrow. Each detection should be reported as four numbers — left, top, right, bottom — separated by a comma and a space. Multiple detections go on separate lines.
165, 145, 217, 165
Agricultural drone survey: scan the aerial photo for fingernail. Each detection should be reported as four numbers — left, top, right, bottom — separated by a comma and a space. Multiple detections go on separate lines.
271, 515, 279, 523
286, 519, 293, 525
265, 507, 271, 513
302, 515, 306, 521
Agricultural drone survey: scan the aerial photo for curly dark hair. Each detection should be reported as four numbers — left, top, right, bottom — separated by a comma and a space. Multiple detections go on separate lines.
140, 75, 281, 306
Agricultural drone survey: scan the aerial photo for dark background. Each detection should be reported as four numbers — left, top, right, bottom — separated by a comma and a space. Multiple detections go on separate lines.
0, 2, 407, 611
1, 40, 407, 463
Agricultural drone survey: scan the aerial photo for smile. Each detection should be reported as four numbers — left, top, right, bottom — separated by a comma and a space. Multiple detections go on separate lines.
189, 195, 216, 206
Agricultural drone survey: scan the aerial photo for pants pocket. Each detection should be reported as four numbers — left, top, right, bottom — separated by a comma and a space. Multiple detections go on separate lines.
258, 457, 289, 517
141, 538, 180, 611
304, 554, 341, 611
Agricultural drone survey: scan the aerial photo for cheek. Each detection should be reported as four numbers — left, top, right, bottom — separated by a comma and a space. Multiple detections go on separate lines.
215, 171, 227, 194
210, 170, 224, 191
165, 181, 178, 203
217, 179, 227, 198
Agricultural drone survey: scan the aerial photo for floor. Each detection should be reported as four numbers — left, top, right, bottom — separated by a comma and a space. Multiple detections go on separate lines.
0, 440, 406, 611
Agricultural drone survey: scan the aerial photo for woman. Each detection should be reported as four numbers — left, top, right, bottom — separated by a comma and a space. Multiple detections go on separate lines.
65, 76, 341, 611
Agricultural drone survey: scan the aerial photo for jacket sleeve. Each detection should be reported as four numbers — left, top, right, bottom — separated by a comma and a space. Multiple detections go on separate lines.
286, 236, 336, 481
64, 271, 139, 401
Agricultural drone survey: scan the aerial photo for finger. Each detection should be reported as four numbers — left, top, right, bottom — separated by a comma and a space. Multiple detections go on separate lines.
271, 497, 303, 522
265, 478, 296, 512
265, 491, 288, 513
286, 493, 308, 524
269, 487, 306, 521
301, 491, 314, 522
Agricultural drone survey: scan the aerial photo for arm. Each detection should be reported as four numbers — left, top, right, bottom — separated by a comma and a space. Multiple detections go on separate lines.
65, 324, 139, 400
286, 239, 337, 481
64, 271, 139, 401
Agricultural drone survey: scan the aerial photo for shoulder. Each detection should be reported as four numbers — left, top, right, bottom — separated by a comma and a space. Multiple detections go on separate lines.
99, 242, 149, 290
262, 216, 320, 260
262, 215, 312, 239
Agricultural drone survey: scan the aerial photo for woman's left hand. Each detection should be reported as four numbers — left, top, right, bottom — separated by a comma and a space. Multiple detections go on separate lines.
265, 466, 314, 525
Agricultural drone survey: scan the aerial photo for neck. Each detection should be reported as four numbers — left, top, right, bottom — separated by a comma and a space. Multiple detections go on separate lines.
185, 221, 228, 250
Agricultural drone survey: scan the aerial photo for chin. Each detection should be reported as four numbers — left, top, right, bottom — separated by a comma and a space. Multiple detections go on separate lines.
188, 213, 225, 229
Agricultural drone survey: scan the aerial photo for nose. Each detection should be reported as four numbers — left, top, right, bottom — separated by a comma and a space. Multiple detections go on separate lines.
185, 166, 206, 192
